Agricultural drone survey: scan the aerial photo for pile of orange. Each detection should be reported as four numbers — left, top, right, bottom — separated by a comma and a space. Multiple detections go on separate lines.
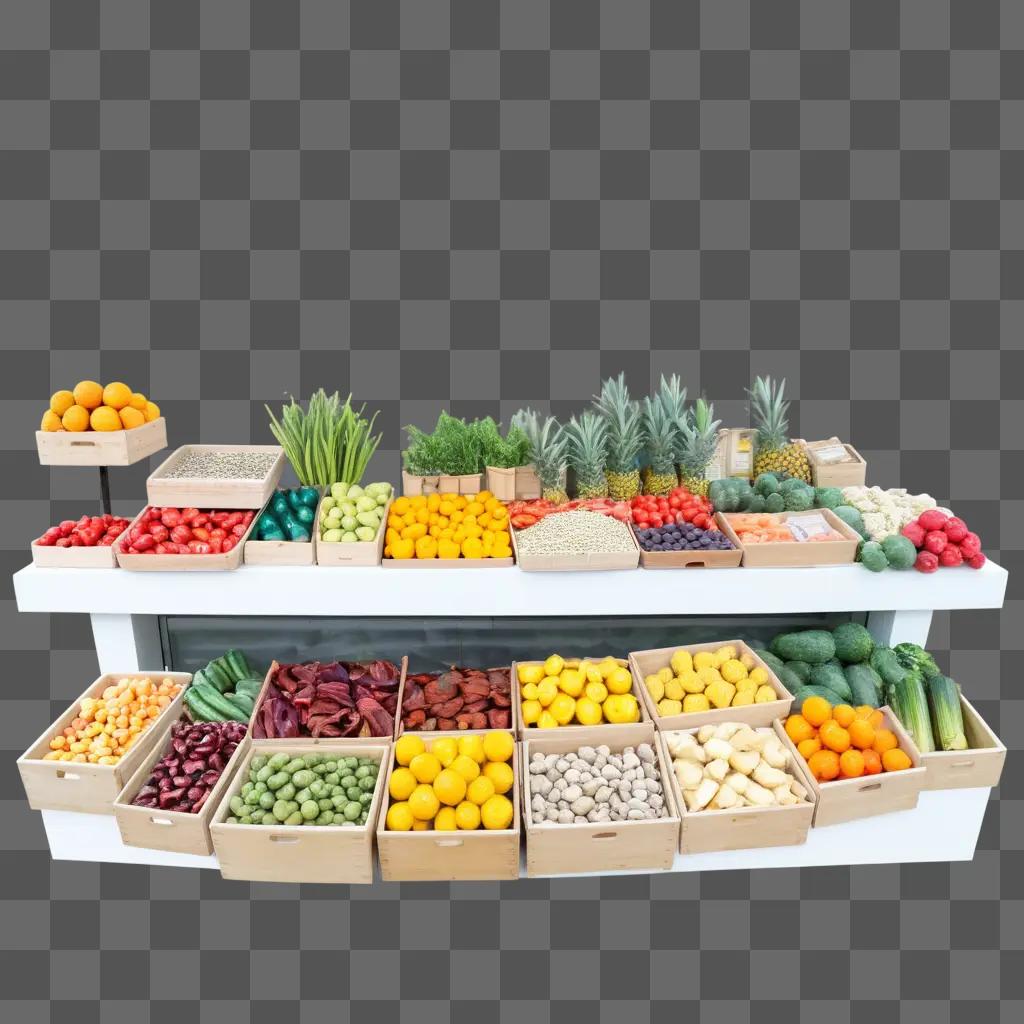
785, 695, 913, 782
384, 491, 511, 560
40, 381, 160, 433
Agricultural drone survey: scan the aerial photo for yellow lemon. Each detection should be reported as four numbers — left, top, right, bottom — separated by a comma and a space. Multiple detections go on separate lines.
394, 734, 425, 766
693, 651, 715, 671
119, 406, 145, 429
388, 766, 417, 801
50, 390, 75, 416
455, 800, 481, 830
102, 382, 132, 410
434, 806, 458, 831
411, 819, 431, 831
467, 776, 495, 806
739, 652, 756, 670
537, 710, 559, 729
549, 692, 576, 725
432, 768, 467, 806
90, 405, 122, 431
573, 696, 603, 726
482, 731, 514, 764
481, 794, 513, 830
584, 680, 608, 704
606, 666, 633, 694
670, 650, 693, 675
482, 760, 514, 795
450, 754, 480, 783
386, 801, 413, 831
40, 409, 64, 432
73, 380, 103, 410
129, 392, 147, 411
458, 735, 487, 764
537, 678, 558, 707
520, 682, 539, 701
558, 669, 584, 697
715, 645, 738, 662
749, 666, 769, 685
409, 752, 441, 784
583, 662, 603, 685
720, 659, 747, 684
408, 783, 440, 821
543, 654, 564, 676
61, 405, 90, 432
603, 693, 640, 724
429, 736, 458, 767
521, 699, 541, 725
143, 401, 161, 422
518, 662, 544, 685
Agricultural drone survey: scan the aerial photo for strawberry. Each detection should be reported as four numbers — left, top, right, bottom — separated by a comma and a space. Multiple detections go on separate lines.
901, 521, 926, 547
923, 530, 948, 555
914, 550, 939, 573
917, 509, 949, 532
939, 544, 963, 567
943, 516, 968, 543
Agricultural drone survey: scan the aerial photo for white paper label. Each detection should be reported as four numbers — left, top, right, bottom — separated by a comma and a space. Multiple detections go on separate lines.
811, 443, 850, 465
787, 513, 834, 542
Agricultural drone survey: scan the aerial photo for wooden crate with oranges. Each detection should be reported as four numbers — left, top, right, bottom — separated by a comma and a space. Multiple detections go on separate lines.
785, 698, 927, 826
381, 491, 514, 567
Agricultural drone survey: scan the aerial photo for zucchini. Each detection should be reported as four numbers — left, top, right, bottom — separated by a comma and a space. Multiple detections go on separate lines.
891, 676, 935, 753
770, 630, 836, 665
777, 666, 806, 695
792, 685, 845, 711
205, 659, 234, 692
223, 648, 252, 682
184, 686, 224, 723
223, 691, 254, 716
785, 660, 812, 684
844, 664, 883, 708
927, 675, 968, 751
869, 647, 906, 689
234, 677, 265, 699
191, 680, 250, 722
809, 662, 853, 702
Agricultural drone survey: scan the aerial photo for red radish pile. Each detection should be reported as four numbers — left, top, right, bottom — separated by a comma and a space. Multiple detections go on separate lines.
131, 719, 246, 813
901, 509, 985, 573
122, 507, 255, 555
36, 514, 130, 548
630, 486, 715, 532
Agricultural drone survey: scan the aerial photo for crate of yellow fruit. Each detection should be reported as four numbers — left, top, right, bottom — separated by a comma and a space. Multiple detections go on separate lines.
381, 491, 515, 567
514, 654, 651, 741
377, 730, 520, 880
36, 381, 167, 466
629, 641, 794, 733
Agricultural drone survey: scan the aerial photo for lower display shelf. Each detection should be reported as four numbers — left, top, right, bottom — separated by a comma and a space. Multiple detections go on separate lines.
39, 785, 991, 878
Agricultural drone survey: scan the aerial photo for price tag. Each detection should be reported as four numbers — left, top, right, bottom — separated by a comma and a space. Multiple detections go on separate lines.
787, 513, 834, 542
810, 443, 850, 465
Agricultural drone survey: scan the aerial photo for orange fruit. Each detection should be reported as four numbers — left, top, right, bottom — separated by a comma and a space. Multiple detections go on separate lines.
784, 714, 815, 745
862, 749, 882, 775
807, 749, 840, 782
839, 749, 865, 778
854, 705, 874, 719
801, 695, 832, 728
882, 748, 912, 772
868, 709, 884, 729
819, 720, 850, 754
50, 390, 75, 416
797, 737, 822, 760
129, 392, 147, 411
119, 407, 145, 429
61, 404, 90, 431
832, 704, 856, 728
102, 382, 132, 410
90, 406, 122, 431
872, 728, 898, 754
73, 380, 103, 409
143, 401, 161, 422
40, 409, 64, 431
848, 719, 876, 751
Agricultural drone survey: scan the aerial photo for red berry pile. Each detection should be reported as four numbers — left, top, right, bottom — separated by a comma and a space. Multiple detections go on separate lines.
629, 487, 715, 531
122, 507, 255, 556
901, 509, 985, 573
36, 514, 131, 548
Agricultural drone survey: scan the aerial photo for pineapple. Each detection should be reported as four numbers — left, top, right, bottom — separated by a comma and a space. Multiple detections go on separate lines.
677, 397, 721, 496
747, 375, 812, 482
593, 373, 643, 500
516, 408, 569, 503
641, 396, 678, 495
564, 410, 608, 499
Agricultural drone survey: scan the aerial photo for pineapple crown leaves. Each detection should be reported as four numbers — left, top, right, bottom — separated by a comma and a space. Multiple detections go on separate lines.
513, 407, 567, 486
641, 394, 678, 473
677, 397, 722, 475
592, 373, 644, 474
747, 374, 791, 450
563, 410, 608, 480
655, 373, 687, 422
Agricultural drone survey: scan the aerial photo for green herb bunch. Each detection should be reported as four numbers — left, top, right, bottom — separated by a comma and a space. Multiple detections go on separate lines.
403, 412, 484, 476
475, 417, 531, 469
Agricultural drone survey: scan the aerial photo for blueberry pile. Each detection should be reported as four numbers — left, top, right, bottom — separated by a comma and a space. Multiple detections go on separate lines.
635, 523, 734, 552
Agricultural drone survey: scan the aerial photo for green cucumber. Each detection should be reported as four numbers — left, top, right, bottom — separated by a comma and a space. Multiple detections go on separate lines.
223, 649, 252, 682
234, 677, 265, 699
785, 660, 812, 684
191, 680, 249, 722
844, 664, 883, 708
809, 663, 853, 702
204, 659, 233, 692
791, 685, 846, 711
185, 687, 225, 723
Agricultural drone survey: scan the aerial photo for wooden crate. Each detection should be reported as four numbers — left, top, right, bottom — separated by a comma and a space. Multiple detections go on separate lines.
146, 444, 285, 509
636, 528, 743, 569
115, 505, 258, 571
920, 693, 1006, 791
30, 537, 118, 568
36, 417, 167, 466
396, 665, 518, 737
521, 723, 680, 876
485, 464, 541, 501
210, 738, 389, 884
510, 518, 640, 572
250, 657, 407, 743
716, 510, 861, 567
315, 494, 390, 567
513, 657, 652, 740
664, 720, 817, 854
17, 671, 190, 815
377, 729, 520, 881
382, 554, 514, 569
808, 707, 927, 827
244, 535, 315, 566
112, 715, 249, 856
401, 470, 483, 496
796, 437, 868, 488
629, 640, 794, 732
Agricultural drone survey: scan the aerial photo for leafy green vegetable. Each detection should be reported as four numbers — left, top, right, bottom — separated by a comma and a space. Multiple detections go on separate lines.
474, 417, 531, 469
893, 643, 942, 683
403, 412, 483, 476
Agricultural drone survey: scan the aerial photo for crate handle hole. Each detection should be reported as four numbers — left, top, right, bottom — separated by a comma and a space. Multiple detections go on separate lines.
149, 817, 175, 827
435, 839, 464, 847
950, 760, 975, 769
591, 831, 619, 840
55, 771, 80, 780
269, 835, 300, 844
856, 782, 882, 792
68, 440, 98, 447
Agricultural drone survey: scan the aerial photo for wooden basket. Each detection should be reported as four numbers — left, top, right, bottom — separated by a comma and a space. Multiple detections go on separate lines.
919, 693, 1006, 791
146, 444, 285, 509
401, 470, 482, 496
716, 509, 861, 567
664, 719, 817, 854
244, 488, 320, 566
314, 494, 390, 567
30, 537, 118, 568
17, 671, 190, 815
629, 640, 794, 732
112, 714, 249, 856
115, 505, 258, 571
796, 437, 868, 489
485, 464, 541, 501
521, 724, 680, 876
510, 517, 641, 572
513, 657, 652, 739
808, 707, 927, 827
36, 417, 167, 466
210, 738, 390, 884
396, 665, 519, 737
376, 729, 521, 881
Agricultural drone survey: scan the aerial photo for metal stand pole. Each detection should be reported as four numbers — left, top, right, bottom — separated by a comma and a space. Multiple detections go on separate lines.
98, 466, 112, 515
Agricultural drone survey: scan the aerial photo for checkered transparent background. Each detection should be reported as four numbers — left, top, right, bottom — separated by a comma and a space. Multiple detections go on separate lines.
1, 1, 1022, 1019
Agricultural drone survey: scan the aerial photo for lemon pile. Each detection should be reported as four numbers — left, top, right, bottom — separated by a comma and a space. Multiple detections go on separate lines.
385, 731, 515, 832
643, 645, 778, 717
41, 381, 160, 433
519, 654, 641, 729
